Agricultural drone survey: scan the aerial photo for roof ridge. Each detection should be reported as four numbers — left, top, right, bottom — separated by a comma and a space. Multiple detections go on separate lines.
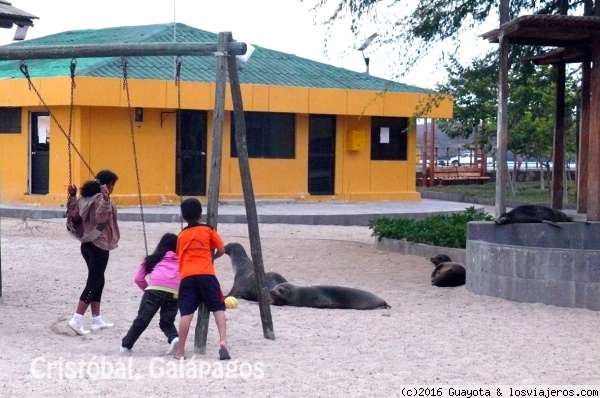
0, 23, 432, 94
75, 23, 177, 76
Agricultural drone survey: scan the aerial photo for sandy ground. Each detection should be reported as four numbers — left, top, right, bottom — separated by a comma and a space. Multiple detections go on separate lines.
1, 217, 599, 397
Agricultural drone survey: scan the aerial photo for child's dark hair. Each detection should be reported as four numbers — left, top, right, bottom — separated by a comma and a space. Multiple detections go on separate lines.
144, 233, 178, 274
181, 198, 202, 223
80, 169, 119, 198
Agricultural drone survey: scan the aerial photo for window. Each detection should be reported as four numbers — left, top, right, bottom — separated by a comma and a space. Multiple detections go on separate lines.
0, 107, 21, 133
370, 117, 408, 161
231, 112, 295, 159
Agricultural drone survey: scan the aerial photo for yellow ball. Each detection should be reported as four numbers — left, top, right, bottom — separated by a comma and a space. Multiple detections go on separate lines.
225, 296, 238, 309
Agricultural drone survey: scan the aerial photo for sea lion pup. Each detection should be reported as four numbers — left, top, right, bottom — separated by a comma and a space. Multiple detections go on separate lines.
429, 254, 466, 287
494, 204, 572, 226
269, 282, 390, 310
224, 242, 288, 306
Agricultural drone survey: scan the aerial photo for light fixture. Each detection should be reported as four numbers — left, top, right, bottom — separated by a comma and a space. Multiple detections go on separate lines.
135, 107, 144, 122
357, 33, 378, 75
237, 43, 255, 63
13, 24, 29, 41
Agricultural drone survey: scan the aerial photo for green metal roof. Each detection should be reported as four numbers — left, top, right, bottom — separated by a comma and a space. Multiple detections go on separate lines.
0, 23, 431, 93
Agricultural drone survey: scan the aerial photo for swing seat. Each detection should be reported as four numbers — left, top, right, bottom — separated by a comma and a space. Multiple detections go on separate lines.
66, 214, 107, 243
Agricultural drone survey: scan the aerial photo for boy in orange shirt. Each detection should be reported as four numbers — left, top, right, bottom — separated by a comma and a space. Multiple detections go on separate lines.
175, 198, 229, 360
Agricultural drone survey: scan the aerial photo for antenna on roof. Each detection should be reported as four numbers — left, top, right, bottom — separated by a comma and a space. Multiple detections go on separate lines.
173, 0, 177, 79
173, 0, 176, 41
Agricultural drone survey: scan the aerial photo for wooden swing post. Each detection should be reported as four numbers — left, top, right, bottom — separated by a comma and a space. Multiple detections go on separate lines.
226, 37, 275, 341
194, 32, 228, 354
194, 32, 275, 354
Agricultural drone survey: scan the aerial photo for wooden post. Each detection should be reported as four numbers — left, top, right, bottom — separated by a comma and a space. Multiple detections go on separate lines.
226, 39, 275, 341
422, 119, 428, 186
495, 0, 509, 218
495, 36, 509, 218
577, 61, 590, 213
430, 119, 436, 186
0, 42, 247, 60
194, 32, 229, 355
551, 63, 566, 209
588, 41, 600, 221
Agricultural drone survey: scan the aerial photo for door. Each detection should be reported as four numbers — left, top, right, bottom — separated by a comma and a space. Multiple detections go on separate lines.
308, 115, 336, 195
176, 110, 207, 196
30, 112, 50, 194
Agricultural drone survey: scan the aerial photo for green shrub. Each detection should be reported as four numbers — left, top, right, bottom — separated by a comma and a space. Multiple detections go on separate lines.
368, 206, 494, 249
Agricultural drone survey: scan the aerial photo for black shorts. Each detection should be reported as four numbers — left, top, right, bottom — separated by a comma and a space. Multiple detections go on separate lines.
178, 275, 225, 316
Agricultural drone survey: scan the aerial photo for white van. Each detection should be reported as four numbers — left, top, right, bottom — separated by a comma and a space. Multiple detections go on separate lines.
448, 152, 493, 166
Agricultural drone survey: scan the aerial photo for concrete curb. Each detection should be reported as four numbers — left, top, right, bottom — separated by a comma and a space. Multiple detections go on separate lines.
419, 190, 577, 210
375, 238, 466, 264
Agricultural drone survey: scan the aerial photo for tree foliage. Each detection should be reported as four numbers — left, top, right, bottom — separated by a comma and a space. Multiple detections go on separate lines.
301, 0, 595, 78
436, 51, 579, 164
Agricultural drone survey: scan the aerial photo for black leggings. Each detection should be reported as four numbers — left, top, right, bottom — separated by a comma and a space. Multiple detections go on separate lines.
79, 242, 110, 304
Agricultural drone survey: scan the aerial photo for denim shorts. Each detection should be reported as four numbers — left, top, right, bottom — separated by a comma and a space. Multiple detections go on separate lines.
178, 275, 225, 316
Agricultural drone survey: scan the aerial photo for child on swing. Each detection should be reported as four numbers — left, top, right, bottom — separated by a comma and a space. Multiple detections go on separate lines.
120, 233, 181, 355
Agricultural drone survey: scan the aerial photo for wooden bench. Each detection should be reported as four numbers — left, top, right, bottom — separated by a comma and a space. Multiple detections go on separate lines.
419, 166, 491, 185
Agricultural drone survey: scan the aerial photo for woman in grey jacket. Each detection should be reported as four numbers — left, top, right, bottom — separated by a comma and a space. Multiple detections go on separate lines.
66, 169, 120, 336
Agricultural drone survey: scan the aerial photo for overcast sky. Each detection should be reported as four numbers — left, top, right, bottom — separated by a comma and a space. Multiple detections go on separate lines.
0, 0, 497, 89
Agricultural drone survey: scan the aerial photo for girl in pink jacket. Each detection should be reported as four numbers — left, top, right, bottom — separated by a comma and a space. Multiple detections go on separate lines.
120, 233, 181, 355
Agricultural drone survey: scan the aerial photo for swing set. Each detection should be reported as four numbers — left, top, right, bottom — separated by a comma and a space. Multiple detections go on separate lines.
0, 33, 275, 352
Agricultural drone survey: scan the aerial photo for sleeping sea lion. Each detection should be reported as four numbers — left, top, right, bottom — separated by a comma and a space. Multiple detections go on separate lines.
494, 204, 572, 226
269, 282, 390, 310
224, 242, 288, 306
429, 254, 466, 287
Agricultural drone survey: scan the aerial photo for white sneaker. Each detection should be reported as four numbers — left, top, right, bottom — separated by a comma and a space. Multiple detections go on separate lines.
68, 318, 90, 336
91, 317, 114, 332
120, 346, 132, 355
166, 337, 179, 356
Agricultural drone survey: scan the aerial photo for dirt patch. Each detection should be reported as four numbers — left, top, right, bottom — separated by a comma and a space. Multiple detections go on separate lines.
1, 217, 598, 396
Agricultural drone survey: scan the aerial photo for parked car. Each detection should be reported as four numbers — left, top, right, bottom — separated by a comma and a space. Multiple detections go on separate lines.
448, 152, 493, 166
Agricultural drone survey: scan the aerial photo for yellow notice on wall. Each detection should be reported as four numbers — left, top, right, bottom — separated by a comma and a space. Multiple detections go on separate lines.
347, 129, 366, 151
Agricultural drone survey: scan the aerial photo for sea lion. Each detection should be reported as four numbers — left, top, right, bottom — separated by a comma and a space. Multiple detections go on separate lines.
269, 282, 390, 310
429, 254, 466, 287
224, 242, 288, 306
494, 204, 572, 226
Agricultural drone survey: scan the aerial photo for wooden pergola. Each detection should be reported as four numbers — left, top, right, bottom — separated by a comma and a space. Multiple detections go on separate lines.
0, 0, 38, 39
481, 15, 600, 221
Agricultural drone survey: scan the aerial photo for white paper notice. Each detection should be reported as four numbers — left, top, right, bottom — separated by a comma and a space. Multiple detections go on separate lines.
380, 127, 390, 143
38, 126, 47, 144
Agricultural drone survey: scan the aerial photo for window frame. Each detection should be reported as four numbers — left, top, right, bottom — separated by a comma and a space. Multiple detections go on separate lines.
0, 107, 22, 134
230, 111, 296, 159
370, 116, 408, 161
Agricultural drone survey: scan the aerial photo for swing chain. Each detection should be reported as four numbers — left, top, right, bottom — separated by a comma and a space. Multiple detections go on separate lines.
68, 58, 77, 188
19, 60, 95, 180
121, 57, 149, 256
175, 57, 183, 230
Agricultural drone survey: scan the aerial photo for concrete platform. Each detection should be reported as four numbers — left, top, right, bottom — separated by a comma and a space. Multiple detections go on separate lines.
0, 199, 486, 226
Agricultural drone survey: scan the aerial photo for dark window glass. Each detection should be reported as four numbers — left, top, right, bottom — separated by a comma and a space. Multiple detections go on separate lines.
231, 112, 295, 159
370, 117, 408, 160
0, 107, 21, 133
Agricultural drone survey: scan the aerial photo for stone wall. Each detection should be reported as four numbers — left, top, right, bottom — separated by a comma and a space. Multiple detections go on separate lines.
466, 221, 600, 311
375, 238, 466, 264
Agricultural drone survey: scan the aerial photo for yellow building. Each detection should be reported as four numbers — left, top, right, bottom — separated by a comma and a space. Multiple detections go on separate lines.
0, 23, 452, 207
